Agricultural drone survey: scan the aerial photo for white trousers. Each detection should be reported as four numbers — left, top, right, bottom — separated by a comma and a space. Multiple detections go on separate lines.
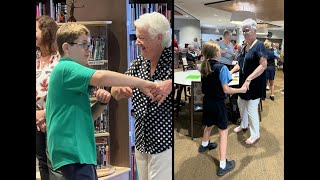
237, 97, 261, 138
135, 148, 172, 180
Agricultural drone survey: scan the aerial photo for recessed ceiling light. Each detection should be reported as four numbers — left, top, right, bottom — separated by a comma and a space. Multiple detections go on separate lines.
214, 14, 218, 16
218, 19, 222, 21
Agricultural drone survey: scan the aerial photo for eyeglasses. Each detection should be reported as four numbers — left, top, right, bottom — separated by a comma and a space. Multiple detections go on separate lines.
69, 42, 93, 50
242, 29, 251, 34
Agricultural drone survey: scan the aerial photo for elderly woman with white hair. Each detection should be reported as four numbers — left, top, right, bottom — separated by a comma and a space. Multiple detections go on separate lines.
111, 12, 172, 180
229, 18, 267, 144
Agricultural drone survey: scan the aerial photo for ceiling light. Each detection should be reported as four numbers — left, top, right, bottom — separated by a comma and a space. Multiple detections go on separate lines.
230, 11, 256, 25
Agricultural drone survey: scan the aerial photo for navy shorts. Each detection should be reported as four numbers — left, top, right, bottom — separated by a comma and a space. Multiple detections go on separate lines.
202, 98, 228, 130
266, 69, 275, 80
59, 163, 98, 180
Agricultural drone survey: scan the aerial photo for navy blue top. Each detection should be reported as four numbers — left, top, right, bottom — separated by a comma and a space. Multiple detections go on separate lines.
237, 40, 267, 100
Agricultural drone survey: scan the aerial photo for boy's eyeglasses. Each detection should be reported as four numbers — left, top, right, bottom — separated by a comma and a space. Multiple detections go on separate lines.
69, 42, 93, 50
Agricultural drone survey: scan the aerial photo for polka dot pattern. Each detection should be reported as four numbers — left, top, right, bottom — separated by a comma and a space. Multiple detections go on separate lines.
126, 48, 173, 154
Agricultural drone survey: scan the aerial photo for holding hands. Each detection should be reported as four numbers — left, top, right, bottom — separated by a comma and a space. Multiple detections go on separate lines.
94, 88, 112, 104
240, 83, 248, 93
150, 80, 172, 106
112, 79, 172, 106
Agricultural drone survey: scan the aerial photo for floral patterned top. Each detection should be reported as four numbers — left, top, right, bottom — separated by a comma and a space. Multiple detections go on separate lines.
36, 51, 60, 108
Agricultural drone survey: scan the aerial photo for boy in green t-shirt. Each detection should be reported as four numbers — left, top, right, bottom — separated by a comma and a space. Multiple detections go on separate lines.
46, 22, 156, 179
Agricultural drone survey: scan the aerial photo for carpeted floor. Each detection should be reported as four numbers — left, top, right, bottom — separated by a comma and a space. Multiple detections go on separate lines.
174, 68, 284, 180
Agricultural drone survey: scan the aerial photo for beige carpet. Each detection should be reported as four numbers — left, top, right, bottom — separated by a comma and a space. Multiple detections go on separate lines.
174, 69, 284, 180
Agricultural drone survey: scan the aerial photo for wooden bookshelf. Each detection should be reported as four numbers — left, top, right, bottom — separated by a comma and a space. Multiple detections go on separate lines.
88, 60, 108, 66
57, 21, 112, 26
98, 167, 130, 180
95, 132, 110, 137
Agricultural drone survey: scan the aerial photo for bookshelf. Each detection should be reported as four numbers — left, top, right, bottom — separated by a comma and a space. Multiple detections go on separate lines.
36, 0, 68, 22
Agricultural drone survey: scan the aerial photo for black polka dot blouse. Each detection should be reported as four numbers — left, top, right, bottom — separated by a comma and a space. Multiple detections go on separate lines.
126, 47, 173, 154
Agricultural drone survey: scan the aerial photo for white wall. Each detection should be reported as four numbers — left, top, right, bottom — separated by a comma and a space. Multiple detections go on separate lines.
201, 27, 238, 43
174, 18, 201, 48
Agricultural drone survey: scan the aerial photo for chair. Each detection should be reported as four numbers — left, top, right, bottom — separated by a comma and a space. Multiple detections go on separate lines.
182, 57, 196, 71
189, 81, 204, 140
182, 57, 189, 71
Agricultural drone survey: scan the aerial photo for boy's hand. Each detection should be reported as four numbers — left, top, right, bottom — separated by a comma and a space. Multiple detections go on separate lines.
94, 89, 111, 104
36, 110, 46, 132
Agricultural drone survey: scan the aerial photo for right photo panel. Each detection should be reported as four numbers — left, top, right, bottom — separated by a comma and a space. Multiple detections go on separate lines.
173, 0, 284, 179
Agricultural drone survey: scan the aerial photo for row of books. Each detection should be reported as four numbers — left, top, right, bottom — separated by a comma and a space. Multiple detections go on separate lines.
36, 2, 68, 23
130, 3, 171, 31
96, 137, 110, 169
94, 107, 109, 133
129, 40, 141, 64
36, 2, 46, 17
91, 37, 106, 61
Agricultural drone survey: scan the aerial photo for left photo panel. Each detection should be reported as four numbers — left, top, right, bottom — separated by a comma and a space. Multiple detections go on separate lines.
36, 0, 173, 180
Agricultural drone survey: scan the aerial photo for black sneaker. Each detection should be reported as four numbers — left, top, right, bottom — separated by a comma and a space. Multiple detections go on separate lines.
198, 141, 218, 153
217, 160, 235, 176
270, 96, 275, 101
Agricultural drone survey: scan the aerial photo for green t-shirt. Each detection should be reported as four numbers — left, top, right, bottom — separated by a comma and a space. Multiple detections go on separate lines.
46, 57, 96, 170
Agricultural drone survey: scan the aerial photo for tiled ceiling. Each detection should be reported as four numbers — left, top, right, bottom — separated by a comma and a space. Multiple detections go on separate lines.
174, 0, 284, 30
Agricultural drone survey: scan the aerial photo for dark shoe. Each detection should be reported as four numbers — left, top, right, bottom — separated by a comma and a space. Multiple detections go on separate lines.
261, 97, 265, 101
217, 160, 235, 176
236, 118, 241, 125
198, 141, 218, 153
270, 96, 275, 101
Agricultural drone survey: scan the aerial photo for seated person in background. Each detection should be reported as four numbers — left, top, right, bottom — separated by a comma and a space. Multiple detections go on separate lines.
192, 37, 201, 52
186, 44, 199, 66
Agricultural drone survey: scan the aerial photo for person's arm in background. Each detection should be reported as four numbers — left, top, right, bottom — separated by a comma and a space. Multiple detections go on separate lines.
91, 88, 111, 121
230, 64, 240, 74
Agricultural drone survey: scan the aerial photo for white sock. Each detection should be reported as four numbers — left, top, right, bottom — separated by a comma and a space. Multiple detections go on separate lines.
220, 160, 226, 169
202, 141, 209, 147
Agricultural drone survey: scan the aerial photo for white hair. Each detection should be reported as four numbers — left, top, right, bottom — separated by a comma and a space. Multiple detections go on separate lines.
241, 18, 257, 30
134, 12, 171, 48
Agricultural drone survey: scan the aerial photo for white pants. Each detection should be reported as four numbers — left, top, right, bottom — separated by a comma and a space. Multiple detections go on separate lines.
135, 148, 172, 180
237, 97, 261, 138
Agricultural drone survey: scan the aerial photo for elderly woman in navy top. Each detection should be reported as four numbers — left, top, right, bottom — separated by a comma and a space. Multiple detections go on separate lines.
111, 12, 172, 180
230, 18, 267, 145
